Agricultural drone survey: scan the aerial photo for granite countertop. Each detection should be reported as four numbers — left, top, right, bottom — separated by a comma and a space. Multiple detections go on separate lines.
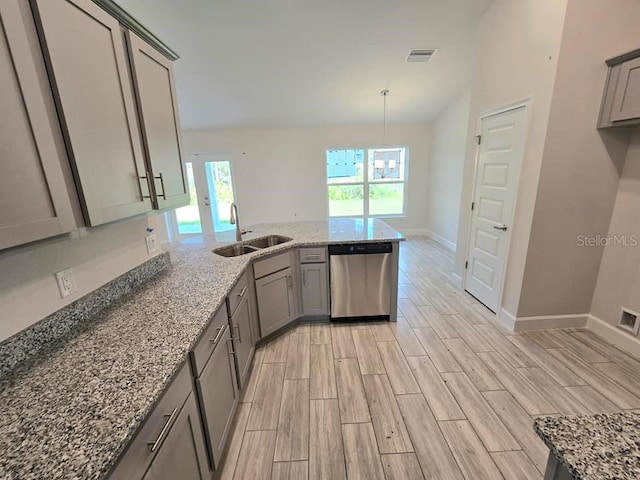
0, 219, 403, 480
534, 412, 640, 480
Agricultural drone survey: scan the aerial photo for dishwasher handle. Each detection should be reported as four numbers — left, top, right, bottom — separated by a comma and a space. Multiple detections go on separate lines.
328, 242, 392, 255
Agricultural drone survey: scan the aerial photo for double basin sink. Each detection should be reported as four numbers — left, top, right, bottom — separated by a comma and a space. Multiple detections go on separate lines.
213, 235, 292, 257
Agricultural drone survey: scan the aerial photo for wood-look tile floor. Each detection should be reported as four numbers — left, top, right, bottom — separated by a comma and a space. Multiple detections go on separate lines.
220, 236, 640, 480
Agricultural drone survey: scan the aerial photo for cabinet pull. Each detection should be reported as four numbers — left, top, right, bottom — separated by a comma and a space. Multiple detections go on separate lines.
287, 275, 292, 289
208, 325, 226, 346
227, 338, 235, 357
233, 324, 242, 343
237, 286, 247, 298
302, 270, 306, 286
154, 172, 167, 200
305, 254, 321, 260
139, 172, 153, 200
148, 407, 179, 452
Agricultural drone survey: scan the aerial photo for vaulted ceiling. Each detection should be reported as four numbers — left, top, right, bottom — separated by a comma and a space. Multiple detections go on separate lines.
117, 0, 493, 129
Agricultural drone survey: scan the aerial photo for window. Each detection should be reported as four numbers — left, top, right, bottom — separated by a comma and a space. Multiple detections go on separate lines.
326, 147, 407, 217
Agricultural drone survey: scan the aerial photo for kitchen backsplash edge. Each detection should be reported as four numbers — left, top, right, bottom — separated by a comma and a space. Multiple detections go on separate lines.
0, 252, 171, 378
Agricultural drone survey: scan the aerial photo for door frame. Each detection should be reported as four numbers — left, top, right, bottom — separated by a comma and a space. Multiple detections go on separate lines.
461, 98, 531, 319
164, 151, 236, 241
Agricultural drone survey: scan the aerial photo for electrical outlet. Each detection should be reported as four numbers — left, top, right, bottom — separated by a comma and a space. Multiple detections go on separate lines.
55, 268, 76, 298
145, 233, 160, 255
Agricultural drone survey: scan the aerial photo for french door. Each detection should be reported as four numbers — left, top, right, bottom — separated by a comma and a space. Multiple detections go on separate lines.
165, 154, 236, 238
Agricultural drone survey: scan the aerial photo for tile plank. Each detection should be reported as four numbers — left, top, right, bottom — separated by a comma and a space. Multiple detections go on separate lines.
362, 374, 414, 454
413, 328, 463, 373
443, 338, 503, 391
370, 322, 397, 342
310, 344, 337, 399
399, 298, 430, 328
334, 358, 370, 424
309, 399, 347, 480
342, 423, 386, 480
246, 362, 286, 430
564, 385, 620, 414
233, 430, 276, 480
285, 332, 310, 380
406, 356, 465, 421
377, 341, 421, 395
491, 451, 541, 480
310, 323, 332, 345
263, 332, 291, 363
442, 372, 520, 452
381, 453, 425, 480
220, 403, 251, 480
439, 420, 503, 480
389, 319, 427, 356
352, 328, 386, 375
448, 315, 494, 352
419, 307, 459, 338
515, 366, 591, 415
272, 461, 309, 480
474, 325, 537, 368
396, 394, 464, 480
331, 325, 357, 359
274, 379, 310, 461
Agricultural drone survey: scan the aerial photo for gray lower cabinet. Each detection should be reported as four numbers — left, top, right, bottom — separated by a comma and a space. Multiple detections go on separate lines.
255, 266, 296, 337
0, 0, 76, 250
300, 263, 329, 316
230, 296, 255, 388
141, 393, 209, 480
31, 0, 154, 226
108, 364, 209, 480
195, 324, 238, 470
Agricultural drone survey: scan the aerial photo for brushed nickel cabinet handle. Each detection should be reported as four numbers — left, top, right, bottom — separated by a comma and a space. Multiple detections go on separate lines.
208, 325, 226, 346
154, 172, 167, 200
148, 407, 179, 452
302, 270, 306, 286
305, 254, 321, 260
234, 324, 242, 343
227, 338, 235, 357
139, 172, 153, 200
237, 286, 247, 298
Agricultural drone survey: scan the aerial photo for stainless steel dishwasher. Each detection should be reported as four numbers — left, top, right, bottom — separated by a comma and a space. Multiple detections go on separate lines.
328, 242, 392, 320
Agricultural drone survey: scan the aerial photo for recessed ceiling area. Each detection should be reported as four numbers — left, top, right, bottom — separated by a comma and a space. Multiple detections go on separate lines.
116, 0, 494, 129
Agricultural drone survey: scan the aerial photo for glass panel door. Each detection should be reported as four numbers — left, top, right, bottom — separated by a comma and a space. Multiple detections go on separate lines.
167, 155, 236, 238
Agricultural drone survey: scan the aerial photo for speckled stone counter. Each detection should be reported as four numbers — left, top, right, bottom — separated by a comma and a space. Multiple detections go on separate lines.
0, 219, 403, 480
534, 412, 640, 479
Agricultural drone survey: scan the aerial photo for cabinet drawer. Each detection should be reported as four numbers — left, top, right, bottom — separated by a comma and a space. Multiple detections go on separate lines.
253, 251, 291, 280
227, 270, 250, 317
109, 363, 193, 479
190, 305, 228, 377
299, 247, 326, 263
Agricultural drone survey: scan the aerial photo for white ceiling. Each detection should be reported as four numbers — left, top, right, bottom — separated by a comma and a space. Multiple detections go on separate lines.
117, 0, 493, 129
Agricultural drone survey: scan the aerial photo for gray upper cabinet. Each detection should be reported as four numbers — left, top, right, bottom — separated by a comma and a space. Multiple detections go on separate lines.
126, 32, 189, 210
300, 263, 329, 316
599, 49, 640, 128
0, 0, 76, 250
31, 0, 152, 226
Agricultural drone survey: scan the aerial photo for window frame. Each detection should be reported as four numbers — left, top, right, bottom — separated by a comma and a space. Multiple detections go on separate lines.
326, 145, 409, 219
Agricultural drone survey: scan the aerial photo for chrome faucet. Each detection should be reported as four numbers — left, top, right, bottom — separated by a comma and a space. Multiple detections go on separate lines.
230, 203, 243, 241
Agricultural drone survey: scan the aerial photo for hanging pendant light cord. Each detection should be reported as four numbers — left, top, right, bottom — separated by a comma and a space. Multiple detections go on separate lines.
381, 89, 389, 146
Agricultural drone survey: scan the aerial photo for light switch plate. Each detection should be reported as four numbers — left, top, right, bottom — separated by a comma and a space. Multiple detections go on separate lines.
145, 233, 160, 255
55, 268, 76, 298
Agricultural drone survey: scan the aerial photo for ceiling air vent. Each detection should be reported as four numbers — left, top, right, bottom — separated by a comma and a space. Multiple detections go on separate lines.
407, 49, 436, 63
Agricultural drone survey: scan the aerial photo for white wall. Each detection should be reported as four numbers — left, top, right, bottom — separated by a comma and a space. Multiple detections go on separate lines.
454, 0, 569, 316
426, 89, 471, 248
182, 124, 432, 233
516, 0, 640, 318
0, 214, 161, 342
591, 130, 640, 328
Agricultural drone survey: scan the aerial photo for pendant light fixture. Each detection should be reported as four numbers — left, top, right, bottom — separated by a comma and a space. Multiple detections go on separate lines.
374, 89, 400, 179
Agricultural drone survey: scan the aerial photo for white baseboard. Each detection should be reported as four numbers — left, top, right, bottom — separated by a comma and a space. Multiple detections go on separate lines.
498, 308, 517, 331
451, 273, 463, 289
424, 229, 457, 252
400, 228, 430, 236
587, 314, 640, 359
512, 313, 589, 332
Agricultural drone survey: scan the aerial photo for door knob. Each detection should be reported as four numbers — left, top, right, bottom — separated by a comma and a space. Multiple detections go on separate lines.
493, 224, 508, 231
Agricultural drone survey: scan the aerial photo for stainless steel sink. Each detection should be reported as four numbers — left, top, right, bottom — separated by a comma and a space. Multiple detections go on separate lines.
212, 235, 292, 257
213, 244, 260, 257
244, 235, 292, 249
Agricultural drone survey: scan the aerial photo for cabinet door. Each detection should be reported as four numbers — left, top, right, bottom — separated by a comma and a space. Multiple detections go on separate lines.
31, 0, 152, 226
126, 32, 189, 210
611, 56, 640, 122
301, 263, 328, 316
0, 0, 75, 250
230, 296, 254, 388
256, 267, 296, 337
142, 393, 209, 480
196, 326, 238, 470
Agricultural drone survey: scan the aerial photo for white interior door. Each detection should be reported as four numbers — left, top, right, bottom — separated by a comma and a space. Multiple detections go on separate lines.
464, 106, 527, 312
